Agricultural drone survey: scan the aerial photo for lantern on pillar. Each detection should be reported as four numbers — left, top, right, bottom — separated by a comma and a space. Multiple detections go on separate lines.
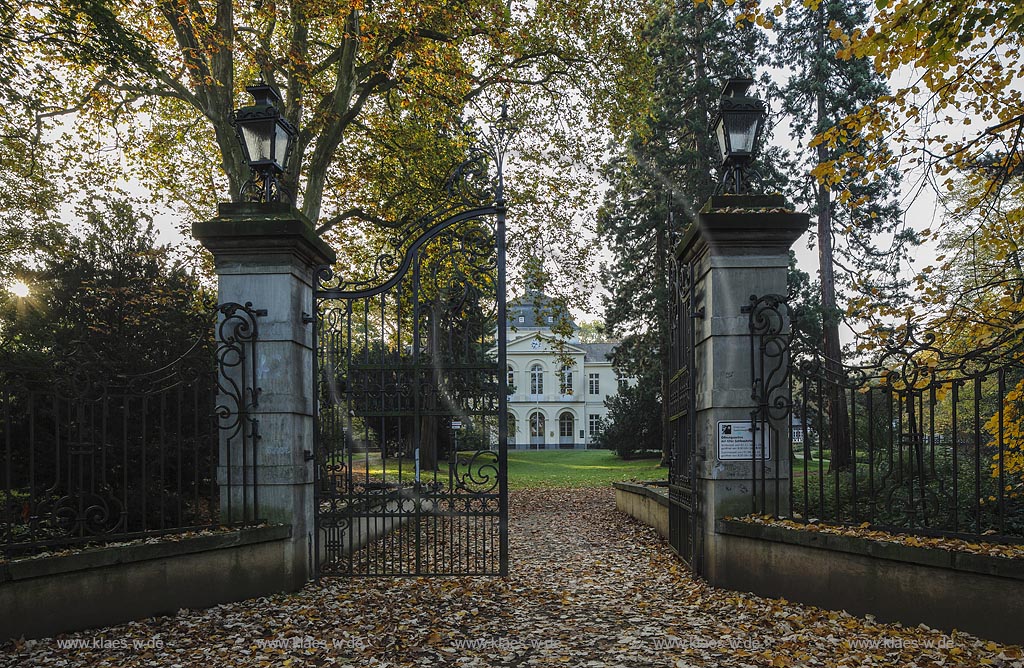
711, 77, 766, 194
232, 83, 297, 203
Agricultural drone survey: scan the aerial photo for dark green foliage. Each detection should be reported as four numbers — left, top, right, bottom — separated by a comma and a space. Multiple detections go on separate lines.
770, 0, 917, 337
1, 195, 214, 372
593, 372, 662, 459
0, 198, 218, 552
598, 1, 769, 462
787, 251, 823, 355
51, 1, 158, 73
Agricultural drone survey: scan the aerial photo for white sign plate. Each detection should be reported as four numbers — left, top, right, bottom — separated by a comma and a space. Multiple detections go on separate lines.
717, 421, 771, 460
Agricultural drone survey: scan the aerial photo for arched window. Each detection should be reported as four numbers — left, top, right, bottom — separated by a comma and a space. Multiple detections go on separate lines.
508, 413, 516, 441
559, 365, 573, 394
559, 412, 575, 438
530, 412, 545, 437
507, 365, 515, 394
530, 364, 544, 395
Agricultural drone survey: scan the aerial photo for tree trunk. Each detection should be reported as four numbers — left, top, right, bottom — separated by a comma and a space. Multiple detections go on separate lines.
418, 299, 441, 472
299, 10, 361, 224
656, 209, 672, 466
815, 7, 852, 470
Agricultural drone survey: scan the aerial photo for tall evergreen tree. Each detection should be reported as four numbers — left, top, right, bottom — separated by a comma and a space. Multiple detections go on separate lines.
598, 0, 767, 464
771, 0, 917, 468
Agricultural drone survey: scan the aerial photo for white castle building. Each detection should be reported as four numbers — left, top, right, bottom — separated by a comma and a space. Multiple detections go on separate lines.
505, 294, 624, 449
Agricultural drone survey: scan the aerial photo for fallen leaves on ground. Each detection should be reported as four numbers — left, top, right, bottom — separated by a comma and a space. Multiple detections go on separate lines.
2, 488, 1020, 667
0, 525, 270, 566
731, 514, 1024, 560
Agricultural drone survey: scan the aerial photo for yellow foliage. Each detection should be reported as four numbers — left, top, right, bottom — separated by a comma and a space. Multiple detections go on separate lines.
986, 377, 1024, 498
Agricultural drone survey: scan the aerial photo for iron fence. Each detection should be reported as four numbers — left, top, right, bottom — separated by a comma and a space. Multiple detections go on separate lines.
748, 294, 1024, 541
1, 303, 262, 556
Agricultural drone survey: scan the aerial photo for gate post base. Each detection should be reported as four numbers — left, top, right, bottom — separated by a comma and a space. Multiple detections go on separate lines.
194, 203, 336, 587
675, 194, 808, 581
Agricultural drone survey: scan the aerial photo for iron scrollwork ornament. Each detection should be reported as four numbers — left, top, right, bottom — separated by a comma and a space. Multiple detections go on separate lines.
214, 302, 265, 441
453, 450, 501, 494
746, 294, 793, 423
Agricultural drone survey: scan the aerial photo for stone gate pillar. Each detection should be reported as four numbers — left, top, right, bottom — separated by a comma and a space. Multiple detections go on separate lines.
194, 202, 336, 588
676, 194, 808, 583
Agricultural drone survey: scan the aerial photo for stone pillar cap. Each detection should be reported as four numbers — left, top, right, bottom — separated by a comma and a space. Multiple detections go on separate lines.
193, 202, 337, 266
677, 194, 809, 261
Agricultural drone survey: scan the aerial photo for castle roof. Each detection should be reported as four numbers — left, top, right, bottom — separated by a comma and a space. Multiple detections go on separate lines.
506, 291, 578, 330
578, 342, 615, 363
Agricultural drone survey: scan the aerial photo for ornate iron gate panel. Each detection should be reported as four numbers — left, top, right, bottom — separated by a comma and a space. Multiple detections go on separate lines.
314, 152, 508, 577
668, 256, 702, 573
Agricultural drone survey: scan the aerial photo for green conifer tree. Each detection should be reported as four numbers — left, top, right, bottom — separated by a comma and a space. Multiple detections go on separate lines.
771, 0, 917, 468
598, 0, 767, 463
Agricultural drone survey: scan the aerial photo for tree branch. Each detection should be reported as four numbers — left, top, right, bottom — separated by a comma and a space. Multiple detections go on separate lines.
315, 207, 405, 235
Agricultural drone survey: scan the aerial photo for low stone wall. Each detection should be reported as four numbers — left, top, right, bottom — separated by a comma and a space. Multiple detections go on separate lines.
613, 482, 669, 538
321, 498, 424, 560
1, 525, 296, 640
611, 483, 1024, 644
713, 520, 1024, 645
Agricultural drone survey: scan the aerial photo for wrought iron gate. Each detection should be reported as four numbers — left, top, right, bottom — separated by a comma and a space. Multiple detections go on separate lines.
668, 256, 703, 573
313, 147, 508, 577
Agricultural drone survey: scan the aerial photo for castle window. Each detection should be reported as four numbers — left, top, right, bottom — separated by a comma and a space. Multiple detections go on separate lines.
530, 364, 543, 395
560, 366, 573, 394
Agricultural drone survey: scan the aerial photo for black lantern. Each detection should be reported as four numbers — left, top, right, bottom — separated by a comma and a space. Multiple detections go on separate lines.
711, 77, 766, 194
232, 82, 297, 203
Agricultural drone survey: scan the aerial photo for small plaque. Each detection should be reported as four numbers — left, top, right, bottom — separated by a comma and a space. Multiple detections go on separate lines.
451, 420, 463, 430
717, 420, 771, 460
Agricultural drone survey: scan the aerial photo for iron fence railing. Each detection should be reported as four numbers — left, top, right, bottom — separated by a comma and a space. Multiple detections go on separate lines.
748, 294, 1024, 542
0, 302, 263, 557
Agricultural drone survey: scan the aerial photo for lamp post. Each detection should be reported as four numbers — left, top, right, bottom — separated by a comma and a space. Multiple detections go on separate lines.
711, 77, 767, 195
231, 82, 297, 204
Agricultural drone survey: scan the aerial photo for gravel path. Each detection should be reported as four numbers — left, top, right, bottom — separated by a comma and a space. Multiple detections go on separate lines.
3, 487, 1021, 667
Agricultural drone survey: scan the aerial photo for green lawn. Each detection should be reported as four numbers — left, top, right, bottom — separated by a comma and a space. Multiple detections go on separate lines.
344, 449, 667, 490
507, 449, 666, 490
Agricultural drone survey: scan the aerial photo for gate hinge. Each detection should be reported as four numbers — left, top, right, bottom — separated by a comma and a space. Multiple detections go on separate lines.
690, 307, 705, 319
303, 449, 315, 462
302, 312, 315, 325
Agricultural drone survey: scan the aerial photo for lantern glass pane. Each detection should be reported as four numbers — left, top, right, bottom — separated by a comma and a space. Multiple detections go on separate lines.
715, 117, 728, 162
726, 112, 761, 154
273, 121, 292, 169
241, 120, 274, 163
